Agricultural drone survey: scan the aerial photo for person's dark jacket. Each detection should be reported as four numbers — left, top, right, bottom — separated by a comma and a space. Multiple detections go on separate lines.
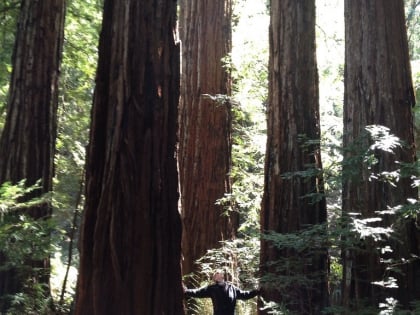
184, 281, 259, 315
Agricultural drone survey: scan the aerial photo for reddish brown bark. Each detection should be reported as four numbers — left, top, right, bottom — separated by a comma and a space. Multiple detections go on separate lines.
342, 0, 419, 309
74, 1, 183, 314
178, 0, 237, 279
259, 1, 328, 314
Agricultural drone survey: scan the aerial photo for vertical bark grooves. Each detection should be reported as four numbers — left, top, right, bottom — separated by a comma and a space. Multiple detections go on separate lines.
342, 0, 419, 309
75, 1, 183, 314
0, 0, 65, 188
260, 1, 328, 314
178, 0, 236, 280
0, 0, 65, 310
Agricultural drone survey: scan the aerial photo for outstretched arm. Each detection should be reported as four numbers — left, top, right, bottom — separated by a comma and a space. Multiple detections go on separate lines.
236, 288, 260, 300
184, 286, 211, 298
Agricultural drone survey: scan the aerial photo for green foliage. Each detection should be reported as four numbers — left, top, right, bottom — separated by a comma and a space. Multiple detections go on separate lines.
0, 180, 46, 211
260, 224, 328, 312
259, 125, 420, 313
5, 280, 53, 315
342, 125, 406, 186
197, 237, 260, 286
0, 0, 19, 120
229, 101, 265, 236
228, 0, 268, 240
337, 128, 420, 310
406, 0, 420, 60
0, 214, 55, 267
0, 181, 58, 314
50, 0, 102, 311
187, 237, 260, 315
259, 299, 290, 315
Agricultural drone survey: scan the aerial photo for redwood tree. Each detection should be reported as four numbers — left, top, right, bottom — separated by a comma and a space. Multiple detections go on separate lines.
342, 0, 420, 309
259, 1, 328, 314
178, 0, 237, 279
74, 0, 183, 314
0, 0, 65, 311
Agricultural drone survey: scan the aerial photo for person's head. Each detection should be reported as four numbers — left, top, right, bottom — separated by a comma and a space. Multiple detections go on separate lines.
212, 271, 225, 283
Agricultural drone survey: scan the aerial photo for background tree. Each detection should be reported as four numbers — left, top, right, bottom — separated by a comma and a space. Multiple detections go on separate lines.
180, 1, 268, 313
51, 0, 102, 309
178, 0, 238, 281
342, 0, 420, 310
0, 0, 19, 116
0, 0, 65, 312
259, 0, 328, 314
74, 0, 183, 314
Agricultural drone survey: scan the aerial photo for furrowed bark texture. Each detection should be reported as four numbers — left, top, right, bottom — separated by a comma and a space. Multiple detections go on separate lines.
0, 0, 65, 310
75, 0, 183, 314
259, 1, 328, 314
178, 0, 237, 279
342, 0, 420, 309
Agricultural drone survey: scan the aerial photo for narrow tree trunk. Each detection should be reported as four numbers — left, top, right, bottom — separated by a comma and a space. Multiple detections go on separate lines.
75, 1, 183, 314
259, 1, 328, 314
342, 0, 419, 309
59, 174, 83, 307
0, 0, 65, 311
178, 0, 237, 279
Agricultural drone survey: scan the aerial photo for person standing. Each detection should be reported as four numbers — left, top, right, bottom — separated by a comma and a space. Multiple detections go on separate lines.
184, 271, 260, 315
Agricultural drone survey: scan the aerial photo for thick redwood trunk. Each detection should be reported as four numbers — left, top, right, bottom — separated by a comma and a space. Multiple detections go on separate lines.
178, 0, 237, 279
259, 1, 328, 314
342, 0, 419, 309
75, 1, 183, 314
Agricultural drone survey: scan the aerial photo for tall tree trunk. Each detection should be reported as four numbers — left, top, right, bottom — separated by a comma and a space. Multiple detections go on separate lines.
0, 0, 65, 311
259, 1, 328, 314
342, 0, 419, 309
178, 0, 237, 279
74, 0, 183, 314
